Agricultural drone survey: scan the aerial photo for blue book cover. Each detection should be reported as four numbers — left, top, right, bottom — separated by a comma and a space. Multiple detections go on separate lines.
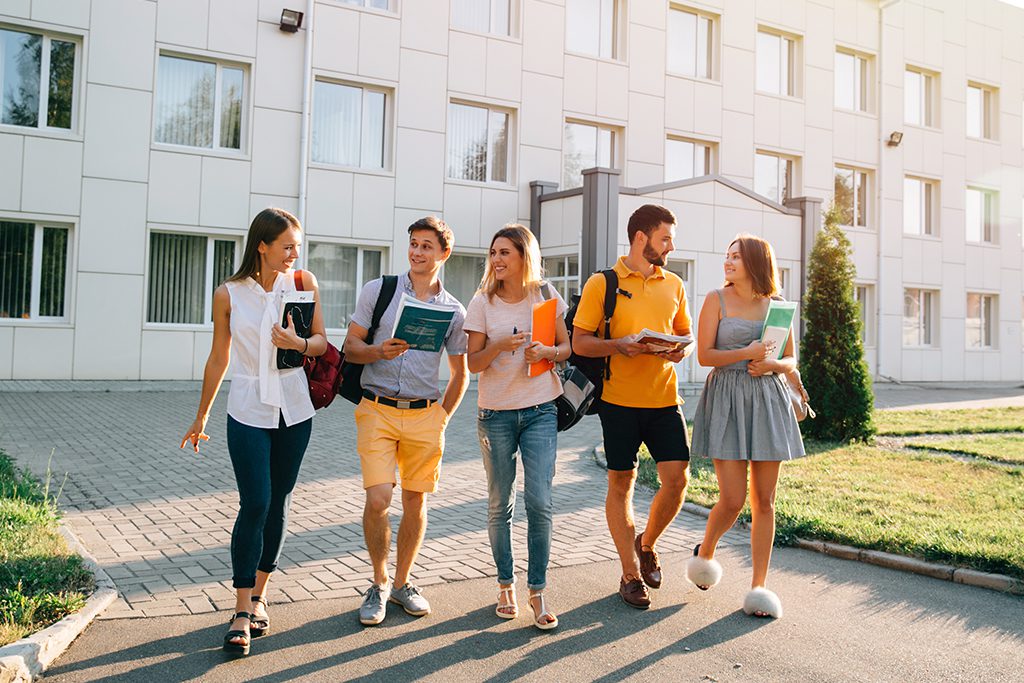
390, 293, 456, 352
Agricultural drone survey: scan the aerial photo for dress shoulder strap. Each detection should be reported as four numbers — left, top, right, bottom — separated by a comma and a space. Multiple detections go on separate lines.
715, 288, 727, 317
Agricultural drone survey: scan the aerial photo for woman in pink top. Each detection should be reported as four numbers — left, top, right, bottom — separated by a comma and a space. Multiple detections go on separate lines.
465, 224, 571, 631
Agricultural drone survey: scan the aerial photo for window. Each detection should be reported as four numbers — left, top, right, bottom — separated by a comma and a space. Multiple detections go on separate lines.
0, 221, 70, 321
967, 83, 996, 139
0, 28, 78, 130
903, 288, 936, 347
905, 68, 935, 126
543, 254, 580, 301
563, 121, 615, 189
755, 152, 794, 204
834, 166, 869, 228
447, 102, 511, 184
778, 267, 791, 300
147, 233, 239, 324
665, 138, 712, 182
667, 6, 713, 79
966, 293, 996, 349
340, 0, 389, 9
756, 30, 796, 96
312, 81, 386, 169
443, 253, 486, 307
154, 54, 245, 151
965, 188, 996, 243
834, 51, 868, 112
903, 177, 936, 236
854, 284, 875, 346
308, 243, 383, 329
452, 0, 511, 36
566, 0, 617, 59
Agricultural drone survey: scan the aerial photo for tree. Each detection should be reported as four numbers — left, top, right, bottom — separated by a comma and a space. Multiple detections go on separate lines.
799, 203, 875, 441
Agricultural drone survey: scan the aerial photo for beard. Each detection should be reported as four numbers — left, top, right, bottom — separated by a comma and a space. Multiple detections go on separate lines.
643, 244, 668, 267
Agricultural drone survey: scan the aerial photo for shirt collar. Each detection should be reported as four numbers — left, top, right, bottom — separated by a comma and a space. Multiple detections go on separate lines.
400, 271, 450, 303
613, 256, 665, 281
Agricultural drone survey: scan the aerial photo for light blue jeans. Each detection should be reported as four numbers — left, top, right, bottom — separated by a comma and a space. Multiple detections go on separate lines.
477, 401, 558, 590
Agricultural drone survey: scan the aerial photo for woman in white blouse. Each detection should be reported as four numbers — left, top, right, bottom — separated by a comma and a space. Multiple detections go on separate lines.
181, 208, 327, 656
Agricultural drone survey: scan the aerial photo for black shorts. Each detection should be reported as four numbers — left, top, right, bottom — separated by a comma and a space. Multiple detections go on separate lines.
597, 400, 690, 471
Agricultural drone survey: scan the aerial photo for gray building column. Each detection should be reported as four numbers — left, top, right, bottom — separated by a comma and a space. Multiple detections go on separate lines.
528, 180, 558, 242
783, 195, 822, 306
580, 167, 621, 277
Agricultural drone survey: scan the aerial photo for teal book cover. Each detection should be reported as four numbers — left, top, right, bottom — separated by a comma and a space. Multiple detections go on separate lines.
390, 293, 456, 352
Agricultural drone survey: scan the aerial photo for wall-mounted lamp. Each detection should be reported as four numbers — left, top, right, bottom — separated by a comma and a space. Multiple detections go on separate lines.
886, 131, 904, 147
280, 9, 304, 32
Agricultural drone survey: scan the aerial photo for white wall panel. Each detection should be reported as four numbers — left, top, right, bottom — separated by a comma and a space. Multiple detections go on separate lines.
486, 39, 523, 102
209, 0, 258, 57
33, 0, 90, 27
352, 174, 396, 241
79, 179, 147, 275
254, 21, 304, 112
12, 328, 73, 379
73, 273, 143, 379
358, 13, 401, 80
156, 0, 209, 49
314, 5, 360, 74
448, 32, 487, 95
148, 151, 201, 224
200, 157, 251, 229
0, 134, 22, 211
522, 0, 564, 77
250, 108, 301, 196
21, 138, 82, 216
305, 169, 354, 238
394, 128, 444, 211
89, 0, 156, 90
141, 330, 195, 379
83, 85, 151, 183
397, 50, 447, 133
0, 327, 12, 379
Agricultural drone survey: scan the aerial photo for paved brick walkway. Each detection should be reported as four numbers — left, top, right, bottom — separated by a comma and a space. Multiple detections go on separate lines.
0, 384, 729, 619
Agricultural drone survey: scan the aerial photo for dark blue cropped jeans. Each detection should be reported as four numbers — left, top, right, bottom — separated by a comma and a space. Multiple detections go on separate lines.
226, 414, 312, 589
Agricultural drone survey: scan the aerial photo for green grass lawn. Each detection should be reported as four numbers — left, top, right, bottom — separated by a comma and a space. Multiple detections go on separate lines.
875, 406, 1024, 436
0, 451, 93, 646
906, 434, 1024, 465
637, 440, 1024, 578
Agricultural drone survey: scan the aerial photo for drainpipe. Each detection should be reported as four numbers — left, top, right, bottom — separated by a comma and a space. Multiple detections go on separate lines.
877, 0, 901, 381
297, 0, 315, 267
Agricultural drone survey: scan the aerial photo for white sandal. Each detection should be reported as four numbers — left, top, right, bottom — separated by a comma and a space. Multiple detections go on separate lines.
529, 592, 558, 631
743, 587, 783, 619
496, 585, 518, 619
686, 544, 723, 591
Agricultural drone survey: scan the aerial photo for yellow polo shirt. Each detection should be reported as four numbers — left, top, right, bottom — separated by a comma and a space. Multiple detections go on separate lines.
573, 256, 692, 408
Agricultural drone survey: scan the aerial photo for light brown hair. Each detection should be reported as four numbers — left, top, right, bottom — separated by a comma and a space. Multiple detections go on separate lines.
227, 208, 301, 283
724, 234, 780, 298
479, 224, 543, 301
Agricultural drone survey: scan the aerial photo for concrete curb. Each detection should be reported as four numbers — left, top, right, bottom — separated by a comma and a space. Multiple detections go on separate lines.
0, 524, 117, 682
592, 444, 1024, 596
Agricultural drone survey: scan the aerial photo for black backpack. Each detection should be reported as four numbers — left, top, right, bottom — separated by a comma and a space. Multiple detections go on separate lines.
339, 275, 399, 404
565, 269, 619, 415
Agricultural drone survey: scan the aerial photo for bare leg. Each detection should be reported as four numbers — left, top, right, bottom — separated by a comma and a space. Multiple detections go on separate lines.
640, 461, 689, 548
606, 469, 640, 579
228, 587, 253, 645
748, 461, 782, 589
250, 570, 271, 623
394, 489, 427, 587
697, 460, 749, 560
363, 483, 394, 586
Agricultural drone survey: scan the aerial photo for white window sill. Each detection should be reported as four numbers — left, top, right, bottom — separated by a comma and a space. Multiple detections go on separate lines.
564, 50, 624, 67
833, 107, 876, 118
0, 319, 73, 328
965, 347, 999, 353
964, 241, 1001, 249
331, 2, 399, 18
666, 72, 720, 86
903, 122, 941, 133
841, 225, 875, 234
754, 90, 803, 104
966, 135, 1000, 145
143, 323, 213, 332
151, 143, 250, 162
449, 26, 520, 44
0, 124, 82, 143
444, 177, 517, 191
308, 162, 393, 177
902, 232, 941, 241
902, 345, 939, 350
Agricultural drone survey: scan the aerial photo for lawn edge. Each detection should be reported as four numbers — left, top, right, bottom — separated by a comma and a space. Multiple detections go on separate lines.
0, 523, 117, 682
592, 443, 1024, 597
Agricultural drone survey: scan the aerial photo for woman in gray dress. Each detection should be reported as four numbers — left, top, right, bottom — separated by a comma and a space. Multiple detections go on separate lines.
686, 234, 805, 619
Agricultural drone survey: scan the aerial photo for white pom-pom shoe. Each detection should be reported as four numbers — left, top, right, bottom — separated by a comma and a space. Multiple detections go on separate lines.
685, 544, 722, 591
743, 587, 783, 619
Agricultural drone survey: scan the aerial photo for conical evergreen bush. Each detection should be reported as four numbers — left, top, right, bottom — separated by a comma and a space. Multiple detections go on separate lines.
799, 203, 875, 442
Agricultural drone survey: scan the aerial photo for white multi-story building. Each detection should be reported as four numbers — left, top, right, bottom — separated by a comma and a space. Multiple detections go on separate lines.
0, 0, 1021, 382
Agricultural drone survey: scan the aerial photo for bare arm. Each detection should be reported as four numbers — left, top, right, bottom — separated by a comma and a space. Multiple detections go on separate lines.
524, 316, 572, 365
342, 321, 409, 364
466, 329, 529, 373
695, 294, 770, 368
181, 286, 232, 453
441, 353, 469, 415
748, 325, 797, 376
572, 326, 649, 358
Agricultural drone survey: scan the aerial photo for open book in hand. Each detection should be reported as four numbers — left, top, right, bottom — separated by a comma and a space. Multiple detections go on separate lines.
276, 290, 315, 369
634, 329, 694, 353
390, 292, 457, 353
759, 300, 798, 360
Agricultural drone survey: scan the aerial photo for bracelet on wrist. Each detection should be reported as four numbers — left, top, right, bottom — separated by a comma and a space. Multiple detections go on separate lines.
553, 346, 559, 361
302, 338, 308, 355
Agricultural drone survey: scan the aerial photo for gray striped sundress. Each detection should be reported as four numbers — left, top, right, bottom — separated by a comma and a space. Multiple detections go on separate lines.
689, 290, 806, 461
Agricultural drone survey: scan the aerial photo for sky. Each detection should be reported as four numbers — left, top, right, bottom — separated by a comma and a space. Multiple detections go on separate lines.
998, 0, 1024, 8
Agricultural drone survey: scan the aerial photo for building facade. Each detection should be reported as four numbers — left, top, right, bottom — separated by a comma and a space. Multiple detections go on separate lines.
0, 0, 1021, 382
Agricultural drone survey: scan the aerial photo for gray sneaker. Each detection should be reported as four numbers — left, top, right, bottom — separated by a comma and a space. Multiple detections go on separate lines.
390, 583, 431, 616
359, 583, 391, 626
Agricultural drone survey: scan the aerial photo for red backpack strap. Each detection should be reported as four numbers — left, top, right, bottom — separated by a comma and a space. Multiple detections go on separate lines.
293, 269, 304, 291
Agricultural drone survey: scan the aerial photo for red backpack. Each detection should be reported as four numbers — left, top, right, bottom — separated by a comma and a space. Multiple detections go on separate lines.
293, 270, 343, 409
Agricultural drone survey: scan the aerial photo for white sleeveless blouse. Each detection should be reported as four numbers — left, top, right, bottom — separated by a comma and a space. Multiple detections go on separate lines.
224, 272, 315, 428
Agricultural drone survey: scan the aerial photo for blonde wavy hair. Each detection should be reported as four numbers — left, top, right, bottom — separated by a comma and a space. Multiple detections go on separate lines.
479, 224, 544, 301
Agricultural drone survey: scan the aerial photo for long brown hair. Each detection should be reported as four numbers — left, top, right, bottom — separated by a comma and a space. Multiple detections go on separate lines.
227, 208, 302, 283
479, 224, 543, 301
724, 234, 780, 298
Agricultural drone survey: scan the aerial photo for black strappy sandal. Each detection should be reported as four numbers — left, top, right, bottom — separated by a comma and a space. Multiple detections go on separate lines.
223, 611, 252, 656
250, 595, 270, 637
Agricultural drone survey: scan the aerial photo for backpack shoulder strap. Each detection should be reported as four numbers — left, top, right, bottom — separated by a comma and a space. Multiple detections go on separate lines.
601, 269, 618, 333
370, 275, 399, 333
293, 269, 304, 291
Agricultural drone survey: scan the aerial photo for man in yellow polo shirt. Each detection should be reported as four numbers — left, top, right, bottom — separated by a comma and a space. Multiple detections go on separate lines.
572, 203, 694, 610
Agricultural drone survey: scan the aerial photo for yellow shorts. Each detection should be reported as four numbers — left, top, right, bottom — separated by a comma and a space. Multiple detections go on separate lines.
354, 397, 449, 493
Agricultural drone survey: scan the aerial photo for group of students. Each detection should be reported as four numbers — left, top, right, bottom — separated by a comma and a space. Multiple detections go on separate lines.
180, 204, 806, 657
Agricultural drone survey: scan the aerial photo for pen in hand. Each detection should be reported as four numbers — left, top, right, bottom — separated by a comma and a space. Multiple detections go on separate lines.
512, 326, 517, 355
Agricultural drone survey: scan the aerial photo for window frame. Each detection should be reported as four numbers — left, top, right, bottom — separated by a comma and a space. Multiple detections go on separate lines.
665, 136, 714, 182
902, 288, 938, 348
965, 187, 998, 244
0, 219, 73, 324
310, 78, 391, 171
451, 0, 516, 38
904, 66, 937, 128
441, 251, 488, 308
565, 0, 621, 61
834, 164, 870, 230
754, 151, 795, 205
853, 283, 876, 347
666, 4, 716, 81
542, 253, 581, 302
903, 176, 938, 237
834, 49, 871, 113
446, 100, 515, 186
336, 0, 393, 12
0, 25, 82, 134
966, 292, 997, 350
966, 82, 998, 141
306, 240, 387, 333
562, 119, 619, 190
756, 28, 798, 98
144, 230, 243, 329
153, 51, 250, 155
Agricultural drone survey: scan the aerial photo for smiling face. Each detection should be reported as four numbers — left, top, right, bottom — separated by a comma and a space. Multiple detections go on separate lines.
258, 226, 302, 274
640, 222, 676, 267
723, 241, 748, 284
488, 236, 524, 284
408, 229, 450, 277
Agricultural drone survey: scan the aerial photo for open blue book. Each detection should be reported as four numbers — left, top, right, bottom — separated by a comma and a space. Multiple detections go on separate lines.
759, 300, 798, 360
389, 293, 457, 352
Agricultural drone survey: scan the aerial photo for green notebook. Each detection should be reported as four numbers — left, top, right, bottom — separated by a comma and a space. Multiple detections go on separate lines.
390, 292, 457, 352
759, 300, 798, 360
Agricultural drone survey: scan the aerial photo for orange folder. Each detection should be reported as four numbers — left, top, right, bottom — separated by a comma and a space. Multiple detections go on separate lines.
529, 298, 558, 377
